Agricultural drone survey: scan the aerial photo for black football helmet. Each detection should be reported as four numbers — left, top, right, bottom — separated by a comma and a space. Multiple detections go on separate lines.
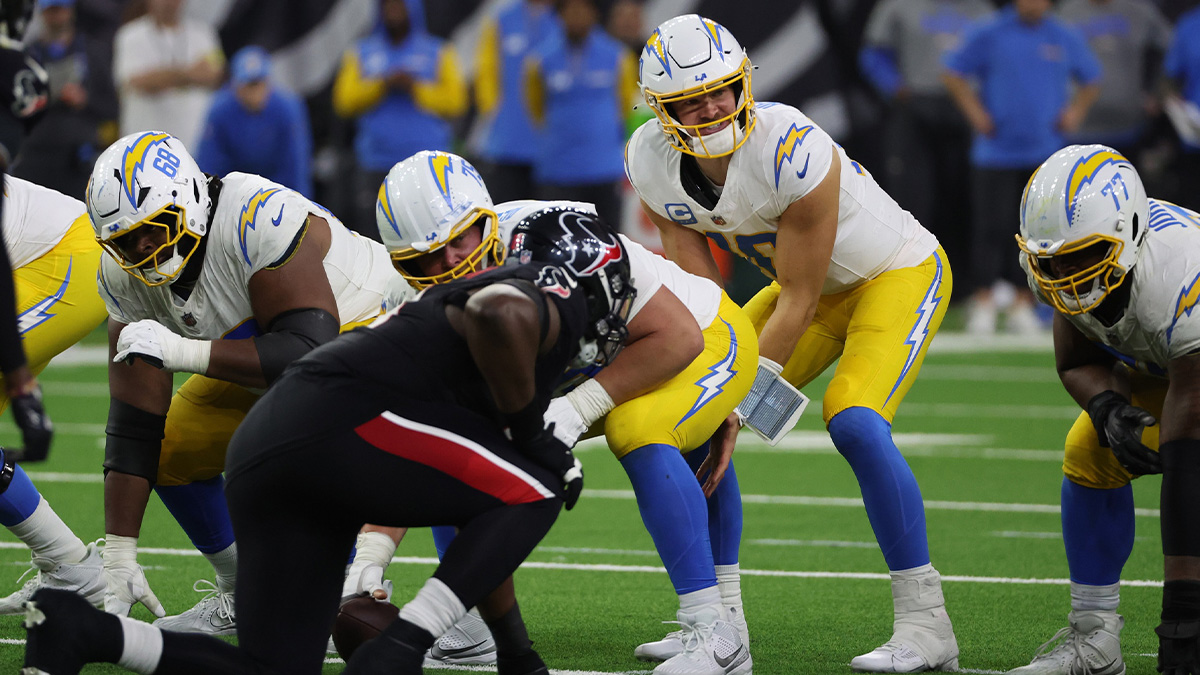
508, 206, 636, 369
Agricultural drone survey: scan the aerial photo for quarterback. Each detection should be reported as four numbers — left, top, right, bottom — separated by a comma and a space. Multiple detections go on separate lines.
625, 15, 956, 673
359, 150, 758, 675
0, 176, 108, 613
1008, 145, 1200, 675
85, 131, 393, 634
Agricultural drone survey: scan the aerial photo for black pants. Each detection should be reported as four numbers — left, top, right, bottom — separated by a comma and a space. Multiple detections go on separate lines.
880, 95, 973, 272
535, 181, 624, 232
153, 371, 564, 674
480, 161, 534, 205
969, 165, 1038, 294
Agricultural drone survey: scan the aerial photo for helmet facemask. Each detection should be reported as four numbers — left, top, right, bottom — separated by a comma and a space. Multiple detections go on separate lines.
391, 208, 504, 289
99, 203, 203, 287
644, 58, 756, 159
1016, 232, 1128, 316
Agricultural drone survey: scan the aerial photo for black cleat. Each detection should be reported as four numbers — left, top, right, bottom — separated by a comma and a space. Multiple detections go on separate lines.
22, 588, 120, 675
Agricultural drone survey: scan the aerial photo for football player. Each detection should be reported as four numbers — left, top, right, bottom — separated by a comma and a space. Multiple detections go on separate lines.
0, 175, 108, 613
625, 15, 957, 673
1007, 145, 1200, 675
84, 131, 394, 635
365, 150, 758, 675
22, 208, 633, 675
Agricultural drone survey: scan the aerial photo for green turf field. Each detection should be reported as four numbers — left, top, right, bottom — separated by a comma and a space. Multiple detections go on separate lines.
0, 332, 1168, 674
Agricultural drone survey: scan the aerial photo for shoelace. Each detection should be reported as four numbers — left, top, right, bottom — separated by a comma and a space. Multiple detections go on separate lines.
1031, 625, 1104, 675
191, 579, 235, 621
662, 619, 717, 657
10, 565, 43, 596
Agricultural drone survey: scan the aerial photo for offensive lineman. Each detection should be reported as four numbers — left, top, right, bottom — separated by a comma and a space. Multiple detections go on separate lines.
85, 131, 393, 633
22, 207, 634, 675
362, 150, 758, 675
0, 176, 108, 613
625, 14, 956, 673
1007, 145, 1200, 675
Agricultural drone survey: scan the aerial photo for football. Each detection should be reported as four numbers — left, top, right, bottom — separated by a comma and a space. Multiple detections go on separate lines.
331, 595, 400, 660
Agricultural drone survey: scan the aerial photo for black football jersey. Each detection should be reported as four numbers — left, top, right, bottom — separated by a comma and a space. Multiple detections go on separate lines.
292, 262, 591, 419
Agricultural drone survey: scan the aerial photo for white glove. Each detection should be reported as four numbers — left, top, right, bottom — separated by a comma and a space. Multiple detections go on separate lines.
114, 319, 211, 374
102, 535, 166, 618
341, 531, 396, 602
544, 397, 589, 447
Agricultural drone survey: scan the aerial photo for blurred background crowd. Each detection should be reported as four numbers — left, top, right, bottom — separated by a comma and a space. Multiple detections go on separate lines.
9, 0, 1200, 334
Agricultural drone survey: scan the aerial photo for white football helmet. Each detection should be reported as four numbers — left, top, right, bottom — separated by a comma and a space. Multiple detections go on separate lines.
1017, 144, 1149, 315
638, 14, 756, 158
376, 150, 503, 289
87, 131, 212, 287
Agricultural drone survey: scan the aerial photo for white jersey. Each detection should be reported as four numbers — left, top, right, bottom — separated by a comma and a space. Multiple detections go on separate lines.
3, 176, 86, 269
99, 172, 394, 339
495, 199, 723, 329
1054, 199, 1200, 377
626, 102, 939, 294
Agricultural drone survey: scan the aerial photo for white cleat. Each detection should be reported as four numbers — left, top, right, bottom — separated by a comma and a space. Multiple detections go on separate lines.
1006, 610, 1124, 675
152, 579, 235, 635
0, 541, 105, 615
424, 609, 497, 665
636, 629, 684, 662
851, 568, 959, 673
653, 605, 751, 675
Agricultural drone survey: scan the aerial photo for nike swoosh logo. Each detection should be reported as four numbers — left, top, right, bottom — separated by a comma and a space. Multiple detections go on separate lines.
715, 644, 747, 670
270, 204, 285, 227
435, 641, 489, 657
795, 154, 810, 180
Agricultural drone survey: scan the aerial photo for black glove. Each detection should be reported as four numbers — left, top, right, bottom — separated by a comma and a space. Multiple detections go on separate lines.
10, 385, 51, 462
517, 424, 583, 511
1087, 390, 1160, 475
506, 402, 583, 510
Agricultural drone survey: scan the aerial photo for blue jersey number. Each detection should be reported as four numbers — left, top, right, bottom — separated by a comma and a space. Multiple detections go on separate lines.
706, 231, 778, 279
152, 147, 181, 178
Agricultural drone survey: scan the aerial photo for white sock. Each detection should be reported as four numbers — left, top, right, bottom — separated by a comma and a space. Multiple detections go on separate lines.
399, 577, 466, 639
1070, 581, 1120, 612
890, 562, 935, 580
715, 563, 743, 607
9, 497, 86, 567
678, 585, 722, 612
202, 542, 237, 593
116, 615, 164, 674
355, 531, 399, 567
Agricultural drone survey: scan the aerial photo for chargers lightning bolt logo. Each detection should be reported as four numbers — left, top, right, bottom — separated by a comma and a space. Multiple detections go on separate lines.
1064, 149, 1127, 227
238, 188, 282, 265
120, 131, 171, 207
429, 153, 454, 208
645, 29, 672, 77
885, 252, 945, 408
701, 19, 725, 59
774, 124, 814, 189
18, 259, 72, 336
677, 318, 739, 427
376, 181, 401, 238
1168, 270, 1200, 344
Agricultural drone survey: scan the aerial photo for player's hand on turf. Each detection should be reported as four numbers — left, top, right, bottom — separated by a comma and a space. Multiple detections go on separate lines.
114, 319, 210, 374
10, 382, 51, 462
1087, 391, 1161, 475
1157, 619, 1200, 674
102, 537, 166, 618
521, 425, 584, 510
544, 396, 587, 448
696, 412, 740, 498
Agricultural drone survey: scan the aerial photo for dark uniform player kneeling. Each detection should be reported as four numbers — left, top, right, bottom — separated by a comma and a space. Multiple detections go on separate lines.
19, 208, 635, 675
